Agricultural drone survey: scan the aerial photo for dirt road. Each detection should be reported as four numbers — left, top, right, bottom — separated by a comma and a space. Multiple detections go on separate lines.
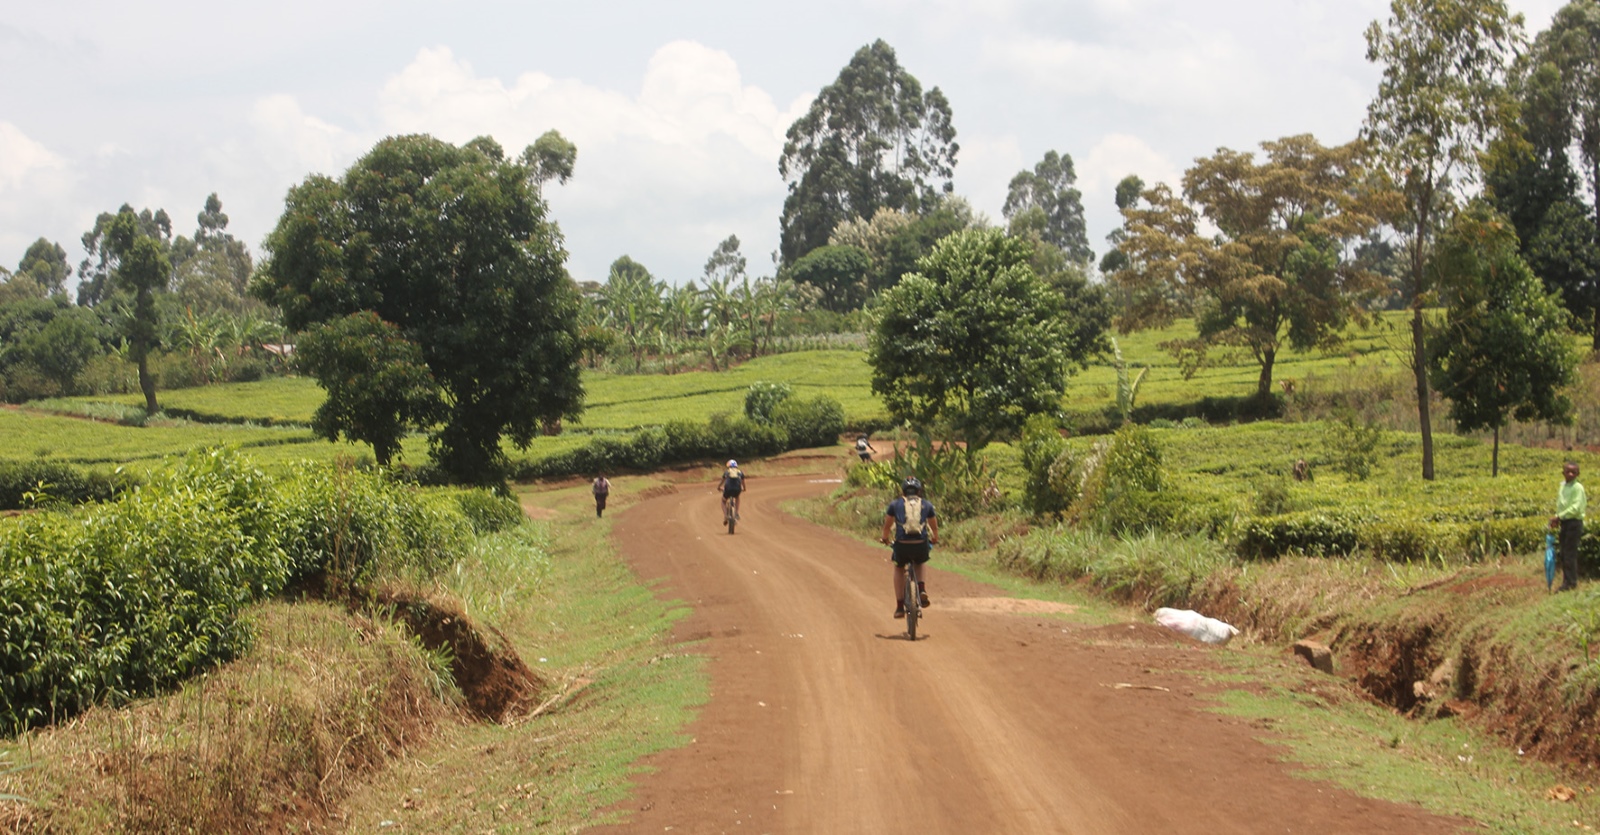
597, 474, 1468, 834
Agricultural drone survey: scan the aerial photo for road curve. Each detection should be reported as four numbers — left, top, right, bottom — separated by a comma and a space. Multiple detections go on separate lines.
594, 473, 1468, 834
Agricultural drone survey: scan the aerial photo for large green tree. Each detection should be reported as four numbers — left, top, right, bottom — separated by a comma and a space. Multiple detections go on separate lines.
868, 228, 1107, 452
1362, 0, 1525, 480
778, 40, 958, 265
1111, 135, 1382, 398
1429, 204, 1578, 475
256, 134, 586, 483
1003, 150, 1092, 264
789, 245, 871, 312
78, 207, 172, 307
15, 239, 71, 297
104, 207, 173, 414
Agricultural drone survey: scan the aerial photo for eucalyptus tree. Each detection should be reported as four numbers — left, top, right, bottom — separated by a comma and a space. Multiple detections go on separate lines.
1003, 150, 1092, 264
778, 39, 958, 265
103, 207, 172, 413
1362, 0, 1525, 479
15, 239, 70, 297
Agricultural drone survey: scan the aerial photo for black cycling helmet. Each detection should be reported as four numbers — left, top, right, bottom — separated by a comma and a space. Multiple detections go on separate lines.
901, 477, 922, 495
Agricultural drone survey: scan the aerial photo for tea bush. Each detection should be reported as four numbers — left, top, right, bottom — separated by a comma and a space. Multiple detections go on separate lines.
773, 394, 845, 449
0, 449, 476, 734
453, 488, 525, 535
0, 460, 141, 510
744, 381, 793, 423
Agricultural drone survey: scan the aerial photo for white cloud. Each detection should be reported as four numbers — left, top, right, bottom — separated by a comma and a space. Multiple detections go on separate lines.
1080, 133, 1180, 198
0, 122, 65, 190
248, 94, 364, 179
372, 43, 805, 282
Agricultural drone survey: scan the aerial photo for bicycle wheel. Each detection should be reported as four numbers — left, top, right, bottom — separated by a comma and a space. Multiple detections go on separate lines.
903, 565, 920, 640
726, 504, 736, 534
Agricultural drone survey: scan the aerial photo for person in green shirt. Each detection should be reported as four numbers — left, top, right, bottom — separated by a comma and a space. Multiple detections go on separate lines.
1550, 461, 1587, 592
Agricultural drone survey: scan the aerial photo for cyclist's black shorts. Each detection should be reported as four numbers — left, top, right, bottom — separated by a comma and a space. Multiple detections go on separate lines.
891, 540, 930, 566
722, 486, 742, 499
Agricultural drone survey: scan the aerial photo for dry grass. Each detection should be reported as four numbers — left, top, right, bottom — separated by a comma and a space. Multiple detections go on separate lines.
0, 601, 453, 834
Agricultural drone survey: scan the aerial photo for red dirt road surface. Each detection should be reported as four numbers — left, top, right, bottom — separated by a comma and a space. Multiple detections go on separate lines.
597, 474, 1468, 834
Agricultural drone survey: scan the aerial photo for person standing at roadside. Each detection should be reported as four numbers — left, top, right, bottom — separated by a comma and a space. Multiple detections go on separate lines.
1550, 461, 1586, 591
593, 473, 612, 518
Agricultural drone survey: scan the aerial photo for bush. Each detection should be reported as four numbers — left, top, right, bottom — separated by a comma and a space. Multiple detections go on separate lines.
1236, 510, 1364, 560
454, 488, 525, 535
1076, 425, 1165, 533
0, 459, 141, 510
773, 394, 844, 449
1324, 414, 1382, 480
1020, 414, 1071, 517
744, 381, 793, 423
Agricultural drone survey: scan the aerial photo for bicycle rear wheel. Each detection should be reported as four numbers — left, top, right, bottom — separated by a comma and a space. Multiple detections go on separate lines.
903, 565, 920, 640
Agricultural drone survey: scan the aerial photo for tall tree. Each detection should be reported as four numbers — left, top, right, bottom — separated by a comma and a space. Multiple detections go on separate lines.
173, 194, 258, 315
1112, 135, 1383, 398
15, 239, 71, 297
523, 129, 577, 188
257, 134, 586, 484
78, 207, 172, 307
778, 40, 958, 265
104, 207, 172, 414
1494, 4, 1600, 343
1362, 0, 1525, 480
1429, 204, 1577, 475
1098, 175, 1146, 275
868, 228, 1108, 453
1003, 150, 1092, 264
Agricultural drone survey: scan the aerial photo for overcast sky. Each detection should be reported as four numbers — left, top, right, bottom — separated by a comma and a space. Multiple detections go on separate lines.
0, 0, 1567, 290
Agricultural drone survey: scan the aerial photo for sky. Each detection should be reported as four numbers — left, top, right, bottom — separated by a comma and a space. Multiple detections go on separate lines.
0, 0, 1569, 290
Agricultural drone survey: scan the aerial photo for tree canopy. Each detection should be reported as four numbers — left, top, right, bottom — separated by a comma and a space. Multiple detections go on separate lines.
257, 133, 586, 483
1363, 0, 1526, 479
1002, 150, 1092, 264
1110, 135, 1382, 398
1429, 204, 1578, 474
778, 39, 958, 265
868, 228, 1107, 452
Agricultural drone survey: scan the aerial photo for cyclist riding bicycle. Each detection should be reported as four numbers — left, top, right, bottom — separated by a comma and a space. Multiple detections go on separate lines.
719, 459, 746, 522
855, 434, 877, 462
879, 476, 938, 618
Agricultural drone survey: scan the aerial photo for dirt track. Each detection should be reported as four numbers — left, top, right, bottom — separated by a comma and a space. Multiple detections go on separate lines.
596, 474, 1469, 834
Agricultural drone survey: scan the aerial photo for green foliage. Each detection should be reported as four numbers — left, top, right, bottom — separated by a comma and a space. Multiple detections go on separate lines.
1111, 337, 1147, 424
453, 488, 525, 535
1428, 203, 1578, 475
778, 39, 957, 265
1003, 150, 1092, 263
994, 526, 1235, 608
772, 394, 845, 448
0, 460, 139, 510
788, 245, 872, 312
744, 380, 793, 423
868, 228, 1108, 450
1020, 414, 1071, 517
258, 133, 585, 484
0, 449, 477, 733
296, 311, 444, 465
1324, 413, 1383, 480
881, 432, 1002, 519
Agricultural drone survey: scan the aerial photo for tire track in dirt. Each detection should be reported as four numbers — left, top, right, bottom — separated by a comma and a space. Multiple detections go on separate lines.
596, 474, 1471, 834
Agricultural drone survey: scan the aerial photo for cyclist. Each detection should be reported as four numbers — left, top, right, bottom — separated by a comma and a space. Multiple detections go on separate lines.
854, 434, 877, 462
719, 459, 746, 522
878, 476, 938, 618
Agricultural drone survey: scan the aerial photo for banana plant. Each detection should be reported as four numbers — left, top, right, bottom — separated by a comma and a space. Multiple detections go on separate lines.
1112, 337, 1147, 424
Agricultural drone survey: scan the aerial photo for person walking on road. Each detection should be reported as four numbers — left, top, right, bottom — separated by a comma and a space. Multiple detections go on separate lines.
879, 477, 938, 618
1550, 461, 1587, 591
592, 473, 612, 518
855, 434, 877, 462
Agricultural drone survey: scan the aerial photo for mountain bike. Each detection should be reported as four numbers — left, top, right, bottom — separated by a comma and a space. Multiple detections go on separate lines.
901, 560, 923, 640
723, 496, 737, 534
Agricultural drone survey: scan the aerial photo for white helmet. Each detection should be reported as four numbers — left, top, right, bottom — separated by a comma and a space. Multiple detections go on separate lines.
727, 459, 738, 467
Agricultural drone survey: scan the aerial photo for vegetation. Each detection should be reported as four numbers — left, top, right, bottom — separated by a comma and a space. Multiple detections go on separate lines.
257, 133, 586, 484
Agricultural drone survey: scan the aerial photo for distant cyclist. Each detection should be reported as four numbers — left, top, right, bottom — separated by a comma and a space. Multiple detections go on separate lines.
719, 459, 746, 522
878, 476, 938, 618
854, 434, 877, 462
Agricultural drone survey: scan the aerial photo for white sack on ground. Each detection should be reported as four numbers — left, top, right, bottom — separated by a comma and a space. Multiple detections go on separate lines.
1153, 607, 1239, 645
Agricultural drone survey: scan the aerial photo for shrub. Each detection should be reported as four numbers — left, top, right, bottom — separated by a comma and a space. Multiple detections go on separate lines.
1324, 414, 1382, 480
1235, 510, 1364, 560
1020, 414, 1071, 517
1076, 425, 1164, 533
773, 394, 845, 449
454, 488, 525, 535
0, 460, 141, 510
744, 381, 793, 423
